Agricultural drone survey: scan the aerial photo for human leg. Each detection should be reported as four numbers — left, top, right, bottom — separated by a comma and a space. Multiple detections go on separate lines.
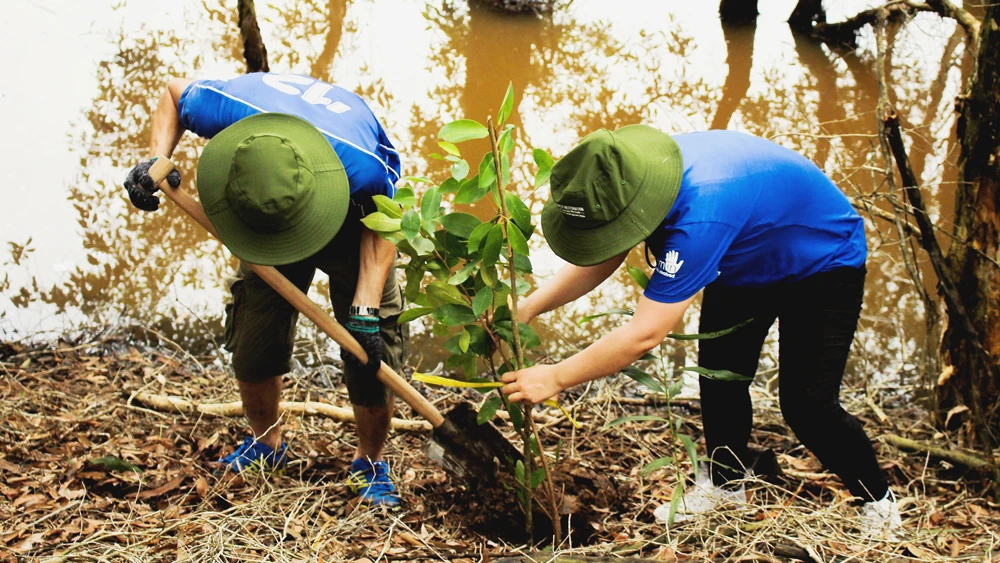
223, 259, 316, 452
698, 282, 778, 485
777, 266, 889, 502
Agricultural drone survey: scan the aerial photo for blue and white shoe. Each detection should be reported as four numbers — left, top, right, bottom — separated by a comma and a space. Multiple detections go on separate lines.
348, 458, 401, 507
217, 436, 287, 475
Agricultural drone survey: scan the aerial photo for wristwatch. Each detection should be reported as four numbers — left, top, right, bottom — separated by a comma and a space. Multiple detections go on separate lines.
350, 305, 380, 317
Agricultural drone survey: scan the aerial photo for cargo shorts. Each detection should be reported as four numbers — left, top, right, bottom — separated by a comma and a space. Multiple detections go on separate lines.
222, 212, 405, 407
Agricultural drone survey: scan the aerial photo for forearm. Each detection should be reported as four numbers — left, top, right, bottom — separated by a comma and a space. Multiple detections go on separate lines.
521, 251, 627, 320
148, 78, 192, 158
354, 227, 396, 307
554, 324, 659, 390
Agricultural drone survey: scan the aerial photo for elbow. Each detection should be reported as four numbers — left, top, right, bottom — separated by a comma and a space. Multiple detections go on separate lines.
632, 330, 664, 358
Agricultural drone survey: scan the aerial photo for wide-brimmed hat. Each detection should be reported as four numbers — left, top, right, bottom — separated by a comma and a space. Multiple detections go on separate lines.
540, 125, 683, 266
196, 113, 349, 266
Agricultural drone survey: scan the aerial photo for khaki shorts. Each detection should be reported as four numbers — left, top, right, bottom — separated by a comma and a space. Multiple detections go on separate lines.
223, 215, 405, 407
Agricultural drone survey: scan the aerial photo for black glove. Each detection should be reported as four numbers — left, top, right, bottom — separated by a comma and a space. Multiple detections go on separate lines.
124, 157, 181, 211
342, 315, 382, 377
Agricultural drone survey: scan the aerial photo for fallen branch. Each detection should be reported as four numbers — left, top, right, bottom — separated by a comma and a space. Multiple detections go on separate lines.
882, 433, 991, 471
130, 391, 432, 432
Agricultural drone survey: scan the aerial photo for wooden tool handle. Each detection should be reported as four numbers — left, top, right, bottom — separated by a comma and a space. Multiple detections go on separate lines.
148, 156, 446, 427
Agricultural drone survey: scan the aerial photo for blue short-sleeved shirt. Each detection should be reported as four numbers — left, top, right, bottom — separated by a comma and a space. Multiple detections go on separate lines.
177, 73, 401, 206
643, 130, 866, 304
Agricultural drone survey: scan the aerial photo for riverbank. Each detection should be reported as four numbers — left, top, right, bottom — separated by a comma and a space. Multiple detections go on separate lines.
2, 326, 996, 562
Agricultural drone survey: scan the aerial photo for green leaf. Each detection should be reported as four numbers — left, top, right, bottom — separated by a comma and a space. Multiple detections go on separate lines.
478, 153, 497, 190
577, 308, 634, 325
459, 328, 471, 353
397, 306, 435, 324
472, 286, 494, 317
641, 456, 674, 476
455, 175, 491, 204
507, 222, 529, 255
622, 366, 665, 394
372, 194, 402, 219
89, 455, 141, 473
361, 212, 401, 232
440, 212, 481, 239
679, 434, 699, 478
427, 281, 467, 305
432, 304, 478, 326
450, 159, 470, 180
506, 397, 524, 430
533, 147, 555, 170
669, 318, 754, 341
604, 414, 670, 428
480, 264, 498, 287
627, 264, 650, 289
438, 141, 461, 156
467, 221, 493, 254
478, 395, 502, 425
410, 235, 436, 256
667, 482, 683, 526
682, 366, 753, 382
497, 82, 515, 125
421, 186, 442, 222
504, 193, 532, 235
530, 467, 546, 489
533, 148, 555, 187
439, 177, 461, 193
515, 459, 526, 483
500, 128, 514, 155
401, 210, 421, 242
447, 262, 476, 285
393, 186, 416, 208
482, 224, 505, 266
439, 119, 488, 143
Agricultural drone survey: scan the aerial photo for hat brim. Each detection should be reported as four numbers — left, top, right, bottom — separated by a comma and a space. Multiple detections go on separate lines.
541, 126, 683, 266
196, 113, 349, 266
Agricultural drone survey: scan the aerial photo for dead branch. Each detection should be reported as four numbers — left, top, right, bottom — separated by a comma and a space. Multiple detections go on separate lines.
847, 196, 919, 236
130, 391, 432, 432
882, 433, 991, 471
809, 0, 980, 48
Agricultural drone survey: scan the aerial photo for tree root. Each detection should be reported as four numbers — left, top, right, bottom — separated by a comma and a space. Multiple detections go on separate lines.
129, 391, 432, 432
882, 433, 992, 471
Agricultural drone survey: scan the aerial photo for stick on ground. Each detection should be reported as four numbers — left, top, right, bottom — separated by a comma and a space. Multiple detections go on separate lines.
130, 391, 432, 432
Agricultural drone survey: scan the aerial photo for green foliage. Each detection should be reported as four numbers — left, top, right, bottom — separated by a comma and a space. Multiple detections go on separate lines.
372, 86, 558, 527
89, 455, 141, 474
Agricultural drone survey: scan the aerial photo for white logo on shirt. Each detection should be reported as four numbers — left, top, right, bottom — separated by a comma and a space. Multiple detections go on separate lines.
261, 73, 352, 114
656, 250, 684, 278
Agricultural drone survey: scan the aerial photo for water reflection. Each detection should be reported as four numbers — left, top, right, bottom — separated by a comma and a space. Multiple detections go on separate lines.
1, 0, 969, 388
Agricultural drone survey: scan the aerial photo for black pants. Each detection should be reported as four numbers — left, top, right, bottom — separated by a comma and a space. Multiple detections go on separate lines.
698, 266, 889, 502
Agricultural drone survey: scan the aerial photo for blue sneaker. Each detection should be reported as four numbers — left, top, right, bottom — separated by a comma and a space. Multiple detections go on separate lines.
217, 436, 287, 474
348, 458, 401, 507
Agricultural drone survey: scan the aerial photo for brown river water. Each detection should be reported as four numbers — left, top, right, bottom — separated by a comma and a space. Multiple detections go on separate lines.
0, 0, 975, 391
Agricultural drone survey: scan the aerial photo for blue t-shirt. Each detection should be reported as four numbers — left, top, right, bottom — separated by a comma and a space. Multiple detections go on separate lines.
644, 130, 866, 304
177, 73, 401, 205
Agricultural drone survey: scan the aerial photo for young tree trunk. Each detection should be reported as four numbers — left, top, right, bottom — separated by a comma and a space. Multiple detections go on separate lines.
238, 0, 270, 73
939, 4, 1000, 445
719, 0, 758, 23
788, 0, 825, 33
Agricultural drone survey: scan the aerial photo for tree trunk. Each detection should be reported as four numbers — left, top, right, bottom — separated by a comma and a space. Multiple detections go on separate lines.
788, 0, 825, 33
710, 21, 756, 130
238, 0, 269, 73
939, 4, 1000, 446
719, 0, 758, 23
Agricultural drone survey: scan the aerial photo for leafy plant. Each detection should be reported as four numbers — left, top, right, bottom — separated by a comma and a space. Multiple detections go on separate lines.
363, 83, 562, 542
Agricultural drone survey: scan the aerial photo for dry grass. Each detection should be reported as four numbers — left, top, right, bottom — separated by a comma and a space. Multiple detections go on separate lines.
2, 327, 999, 562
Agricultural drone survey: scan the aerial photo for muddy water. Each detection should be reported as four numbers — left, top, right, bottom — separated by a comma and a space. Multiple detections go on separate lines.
0, 0, 973, 388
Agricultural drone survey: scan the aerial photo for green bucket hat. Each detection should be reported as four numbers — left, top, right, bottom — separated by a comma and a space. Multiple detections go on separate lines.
196, 113, 349, 266
540, 125, 683, 266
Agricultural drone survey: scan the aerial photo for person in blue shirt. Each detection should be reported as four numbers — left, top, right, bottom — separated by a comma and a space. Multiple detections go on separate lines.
121, 73, 405, 507
500, 126, 902, 536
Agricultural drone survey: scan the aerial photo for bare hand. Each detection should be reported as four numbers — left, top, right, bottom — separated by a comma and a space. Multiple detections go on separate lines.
501, 364, 563, 404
